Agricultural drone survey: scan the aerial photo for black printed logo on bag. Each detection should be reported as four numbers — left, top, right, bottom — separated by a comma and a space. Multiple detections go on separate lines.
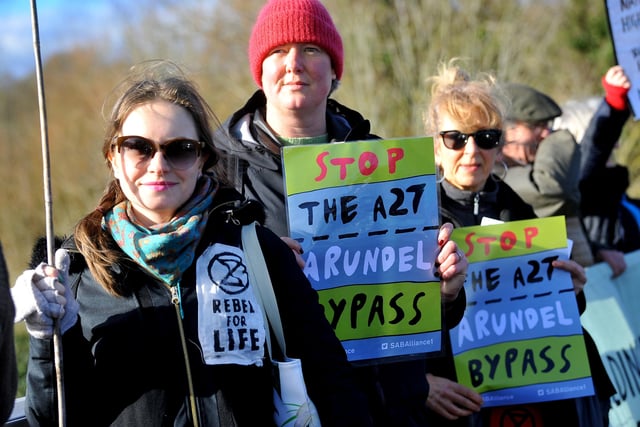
207, 251, 249, 295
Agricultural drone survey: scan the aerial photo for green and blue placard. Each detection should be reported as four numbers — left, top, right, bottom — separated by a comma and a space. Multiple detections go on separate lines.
450, 216, 595, 406
282, 137, 442, 362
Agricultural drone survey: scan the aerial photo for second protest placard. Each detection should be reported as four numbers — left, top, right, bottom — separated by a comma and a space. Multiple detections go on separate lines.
283, 137, 441, 362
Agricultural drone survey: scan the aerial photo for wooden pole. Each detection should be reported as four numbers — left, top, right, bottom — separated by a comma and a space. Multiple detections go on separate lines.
29, 1, 65, 425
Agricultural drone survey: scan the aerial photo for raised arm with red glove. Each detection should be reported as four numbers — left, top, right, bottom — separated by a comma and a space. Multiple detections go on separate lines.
602, 65, 631, 111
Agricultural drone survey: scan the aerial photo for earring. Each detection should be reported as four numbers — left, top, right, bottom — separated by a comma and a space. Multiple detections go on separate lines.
491, 159, 509, 182
436, 164, 446, 184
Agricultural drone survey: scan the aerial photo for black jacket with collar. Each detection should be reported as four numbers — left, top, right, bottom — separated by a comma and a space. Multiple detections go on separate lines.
213, 90, 378, 237
24, 186, 371, 427
438, 176, 536, 227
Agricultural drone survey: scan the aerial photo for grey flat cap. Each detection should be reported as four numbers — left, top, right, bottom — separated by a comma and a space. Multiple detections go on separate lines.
504, 83, 562, 123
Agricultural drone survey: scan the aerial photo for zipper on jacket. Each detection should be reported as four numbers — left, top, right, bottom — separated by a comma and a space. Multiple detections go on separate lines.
171, 283, 185, 318
169, 285, 200, 427
473, 193, 480, 217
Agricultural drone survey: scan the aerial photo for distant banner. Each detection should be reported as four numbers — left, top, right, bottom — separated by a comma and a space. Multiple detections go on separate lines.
282, 137, 441, 362
605, 0, 640, 120
582, 249, 640, 427
450, 217, 595, 407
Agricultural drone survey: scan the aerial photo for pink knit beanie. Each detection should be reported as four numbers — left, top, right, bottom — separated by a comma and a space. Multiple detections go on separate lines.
248, 0, 344, 87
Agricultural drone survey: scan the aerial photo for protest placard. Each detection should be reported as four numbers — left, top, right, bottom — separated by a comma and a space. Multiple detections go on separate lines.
449, 217, 595, 406
605, 0, 640, 119
282, 137, 442, 362
582, 249, 640, 426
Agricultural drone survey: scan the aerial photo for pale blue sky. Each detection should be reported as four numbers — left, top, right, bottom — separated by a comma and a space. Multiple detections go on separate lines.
0, 0, 121, 78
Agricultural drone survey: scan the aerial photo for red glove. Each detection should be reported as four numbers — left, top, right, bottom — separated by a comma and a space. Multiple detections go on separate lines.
602, 73, 629, 111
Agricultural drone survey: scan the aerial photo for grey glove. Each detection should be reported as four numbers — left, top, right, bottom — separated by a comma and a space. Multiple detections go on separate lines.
11, 248, 79, 339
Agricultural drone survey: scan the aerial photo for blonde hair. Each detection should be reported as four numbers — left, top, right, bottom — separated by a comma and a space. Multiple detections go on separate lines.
424, 59, 506, 135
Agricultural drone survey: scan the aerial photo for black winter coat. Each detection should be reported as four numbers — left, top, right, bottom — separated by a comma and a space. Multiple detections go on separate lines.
24, 187, 371, 427
579, 99, 640, 254
214, 90, 378, 237
438, 177, 536, 228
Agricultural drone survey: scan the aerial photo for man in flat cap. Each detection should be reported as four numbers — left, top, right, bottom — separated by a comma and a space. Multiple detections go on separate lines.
501, 83, 563, 166
500, 83, 594, 266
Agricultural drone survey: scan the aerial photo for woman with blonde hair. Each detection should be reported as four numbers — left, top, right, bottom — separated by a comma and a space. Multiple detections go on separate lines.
423, 59, 600, 426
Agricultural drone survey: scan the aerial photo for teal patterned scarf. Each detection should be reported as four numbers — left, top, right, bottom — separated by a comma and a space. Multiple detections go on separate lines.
103, 175, 217, 287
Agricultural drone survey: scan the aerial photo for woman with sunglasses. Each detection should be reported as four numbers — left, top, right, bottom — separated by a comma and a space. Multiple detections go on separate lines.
422, 60, 595, 427
11, 60, 372, 426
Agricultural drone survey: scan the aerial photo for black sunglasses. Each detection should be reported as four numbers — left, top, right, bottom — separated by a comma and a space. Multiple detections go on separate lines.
112, 136, 204, 170
439, 129, 502, 150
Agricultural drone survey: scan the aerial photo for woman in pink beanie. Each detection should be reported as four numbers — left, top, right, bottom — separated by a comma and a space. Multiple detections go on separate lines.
214, 1, 468, 426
